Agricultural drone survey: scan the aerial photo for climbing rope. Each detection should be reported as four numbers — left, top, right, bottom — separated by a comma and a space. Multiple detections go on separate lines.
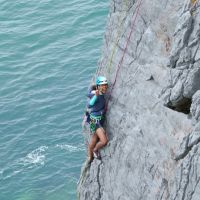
96, 0, 129, 76
107, 0, 129, 74
106, 0, 143, 109
106, 0, 145, 75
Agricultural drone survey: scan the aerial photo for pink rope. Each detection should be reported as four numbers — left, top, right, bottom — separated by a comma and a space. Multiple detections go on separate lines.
106, 0, 143, 110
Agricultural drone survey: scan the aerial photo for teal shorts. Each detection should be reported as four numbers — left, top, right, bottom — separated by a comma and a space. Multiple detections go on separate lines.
89, 115, 104, 134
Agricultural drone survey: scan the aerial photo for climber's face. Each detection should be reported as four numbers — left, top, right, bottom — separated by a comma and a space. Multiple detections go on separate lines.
98, 84, 108, 94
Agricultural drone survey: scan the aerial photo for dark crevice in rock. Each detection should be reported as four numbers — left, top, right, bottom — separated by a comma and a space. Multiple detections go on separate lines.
166, 97, 192, 114
113, 0, 116, 13
158, 178, 169, 200
180, 156, 192, 200
135, 29, 146, 56
174, 134, 200, 161
190, 176, 200, 199
140, 15, 148, 27
146, 75, 154, 81
193, 43, 200, 62
175, 143, 192, 162
97, 162, 102, 200
183, 17, 194, 46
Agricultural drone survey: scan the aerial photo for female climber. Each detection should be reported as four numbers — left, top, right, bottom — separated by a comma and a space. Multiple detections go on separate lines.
86, 76, 108, 161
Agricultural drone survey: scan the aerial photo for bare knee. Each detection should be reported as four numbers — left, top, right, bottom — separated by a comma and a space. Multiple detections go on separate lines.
95, 128, 108, 146
98, 135, 108, 147
102, 138, 108, 146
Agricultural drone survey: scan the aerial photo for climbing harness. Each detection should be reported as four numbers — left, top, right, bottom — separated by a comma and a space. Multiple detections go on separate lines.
89, 115, 104, 133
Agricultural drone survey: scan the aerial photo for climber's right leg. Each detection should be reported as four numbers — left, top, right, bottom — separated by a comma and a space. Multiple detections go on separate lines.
93, 127, 108, 153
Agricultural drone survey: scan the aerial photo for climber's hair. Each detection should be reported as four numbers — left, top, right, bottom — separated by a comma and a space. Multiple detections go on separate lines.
91, 84, 97, 90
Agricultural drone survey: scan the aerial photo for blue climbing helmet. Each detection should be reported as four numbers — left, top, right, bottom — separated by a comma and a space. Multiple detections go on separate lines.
96, 76, 108, 86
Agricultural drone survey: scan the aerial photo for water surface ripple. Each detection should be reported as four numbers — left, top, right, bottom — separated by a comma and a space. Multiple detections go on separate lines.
0, 0, 108, 199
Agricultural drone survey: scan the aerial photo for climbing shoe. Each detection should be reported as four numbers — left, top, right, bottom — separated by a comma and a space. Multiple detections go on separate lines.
93, 151, 101, 160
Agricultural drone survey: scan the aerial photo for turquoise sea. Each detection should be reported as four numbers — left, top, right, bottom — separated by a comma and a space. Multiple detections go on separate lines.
0, 0, 108, 199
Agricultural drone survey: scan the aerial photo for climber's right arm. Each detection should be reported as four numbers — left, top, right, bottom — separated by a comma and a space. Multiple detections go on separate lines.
88, 95, 97, 106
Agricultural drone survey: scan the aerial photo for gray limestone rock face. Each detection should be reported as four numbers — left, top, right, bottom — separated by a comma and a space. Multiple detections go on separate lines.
191, 90, 200, 122
78, 0, 200, 199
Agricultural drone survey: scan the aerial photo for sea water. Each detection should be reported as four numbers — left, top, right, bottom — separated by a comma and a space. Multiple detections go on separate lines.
0, 0, 108, 199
